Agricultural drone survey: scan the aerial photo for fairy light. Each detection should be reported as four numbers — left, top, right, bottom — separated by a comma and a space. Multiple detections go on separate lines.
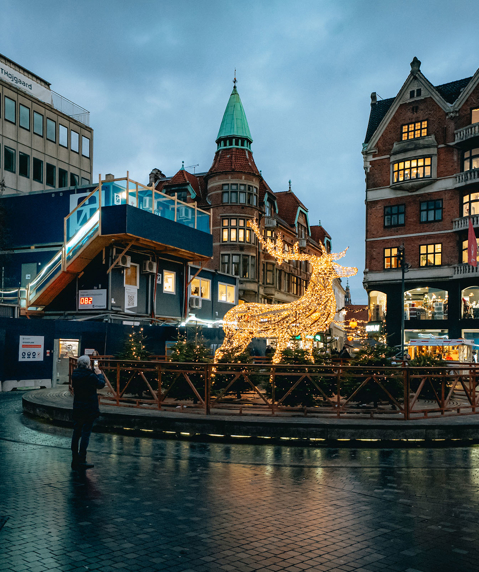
214, 219, 358, 364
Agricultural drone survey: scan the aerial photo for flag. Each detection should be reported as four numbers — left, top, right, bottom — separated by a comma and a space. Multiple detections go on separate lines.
469, 217, 477, 267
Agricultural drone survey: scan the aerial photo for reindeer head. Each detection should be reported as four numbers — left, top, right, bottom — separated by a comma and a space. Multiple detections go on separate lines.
248, 219, 357, 280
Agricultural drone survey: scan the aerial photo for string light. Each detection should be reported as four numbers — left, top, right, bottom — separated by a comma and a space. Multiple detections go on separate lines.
215, 219, 357, 364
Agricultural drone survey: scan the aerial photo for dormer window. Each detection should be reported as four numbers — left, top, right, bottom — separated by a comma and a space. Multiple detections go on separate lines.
402, 121, 427, 140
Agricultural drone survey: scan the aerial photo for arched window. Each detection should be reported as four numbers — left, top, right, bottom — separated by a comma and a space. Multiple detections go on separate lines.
462, 286, 479, 319
404, 287, 448, 320
369, 291, 387, 321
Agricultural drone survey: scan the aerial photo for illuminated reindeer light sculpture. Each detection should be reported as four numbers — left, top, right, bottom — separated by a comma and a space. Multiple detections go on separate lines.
215, 220, 357, 364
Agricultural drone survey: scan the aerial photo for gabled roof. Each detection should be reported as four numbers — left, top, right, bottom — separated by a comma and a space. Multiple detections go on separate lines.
155, 169, 209, 207
275, 190, 308, 227
207, 148, 260, 176
165, 168, 201, 194
310, 225, 331, 245
364, 58, 477, 146
216, 85, 252, 142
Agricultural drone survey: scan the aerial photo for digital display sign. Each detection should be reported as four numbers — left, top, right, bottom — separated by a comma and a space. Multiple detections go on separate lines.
78, 289, 107, 310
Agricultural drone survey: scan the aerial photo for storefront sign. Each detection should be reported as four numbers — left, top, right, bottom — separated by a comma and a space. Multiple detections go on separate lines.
365, 322, 382, 334
78, 289, 107, 309
19, 336, 44, 361
0, 62, 52, 104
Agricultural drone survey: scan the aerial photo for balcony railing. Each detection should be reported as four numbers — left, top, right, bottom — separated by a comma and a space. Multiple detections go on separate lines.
455, 123, 479, 145
455, 168, 479, 187
51, 91, 90, 127
453, 263, 479, 277
264, 217, 277, 228
453, 215, 479, 231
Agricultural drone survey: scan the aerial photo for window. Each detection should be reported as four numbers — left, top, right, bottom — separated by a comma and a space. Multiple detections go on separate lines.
33, 158, 43, 183
191, 277, 210, 299
70, 173, 79, 186
297, 223, 307, 239
384, 204, 405, 227
71, 131, 79, 152
222, 184, 230, 203
19, 152, 29, 178
222, 218, 253, 243
472, 108, 479, 124
464, 148, 479, 171
393, 157, 431, 182
229, 254, 255, 279
59, 168, 68, 187
221, 254, 230, 274
420, 243, 442, 267
463, 193, 479, 216
46, 118, 56, 142
19, 105, 30, 130
420, 199, 442, 222
265, 263, 275, 285
81, 177, 90, 185
384, 247, 399, 269
82, 136, 90, 158
4, 97, 15, 123
218, 283, 235, 304
59, 125, 68, 147
291, 275, 299, 295
4, 147, 15, 173
124, 263, 139, 287
33, 112, 43, 136
409, 88, 422, 98
462, 239, 479, 263
405, 287, 448, 321
221, 184, 257, 205
46, 163, 56, 187
401, 121, 427, 140
163, 270, 176, 293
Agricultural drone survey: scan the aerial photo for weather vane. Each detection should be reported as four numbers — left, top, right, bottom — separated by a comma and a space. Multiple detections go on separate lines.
233, 69, 237, 86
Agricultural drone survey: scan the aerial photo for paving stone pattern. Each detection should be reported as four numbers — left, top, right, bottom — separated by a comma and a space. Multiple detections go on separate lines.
1, 393, 479, 572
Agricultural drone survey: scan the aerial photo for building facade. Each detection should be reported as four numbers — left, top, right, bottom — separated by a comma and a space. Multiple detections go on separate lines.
0, 54, 93, 196
150, 82, 344, 327
363, 57, 479, 347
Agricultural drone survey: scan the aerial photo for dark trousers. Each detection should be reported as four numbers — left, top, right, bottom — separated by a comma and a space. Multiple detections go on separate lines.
71, 419, 94, 459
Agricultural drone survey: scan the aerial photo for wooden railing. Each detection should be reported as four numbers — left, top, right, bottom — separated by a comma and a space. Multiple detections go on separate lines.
69, 359, 479, 420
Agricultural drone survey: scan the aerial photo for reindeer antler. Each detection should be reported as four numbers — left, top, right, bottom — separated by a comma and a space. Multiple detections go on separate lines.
248, 219, 313, 264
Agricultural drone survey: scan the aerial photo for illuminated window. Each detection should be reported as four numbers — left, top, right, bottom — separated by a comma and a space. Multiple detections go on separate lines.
463, 193, 479, 216
420, 244, 442, 267
125, 264, 139, 287
462, 239, 479, 263
384, 247, 399, 269
191, 277, 210, 299
401, 121, 427, 140
163, 270, 175, 293
464, 148, 479, 171
472, 108, 479, 124
218, 283, 235, 304
393, 157, 431, 182
222, 218, 252, 243
420, 200, 442, 222
384, 204, 405, 227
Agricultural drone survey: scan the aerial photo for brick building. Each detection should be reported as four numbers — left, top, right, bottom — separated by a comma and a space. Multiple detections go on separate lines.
363, 57, 479, 348
150, 81, 345, 344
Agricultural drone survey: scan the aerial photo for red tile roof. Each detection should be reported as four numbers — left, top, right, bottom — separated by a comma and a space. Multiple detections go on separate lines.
155, 170, 209, 207
274, 191, 308, 227
207, 148, 260, 176
310, 225, 331, 245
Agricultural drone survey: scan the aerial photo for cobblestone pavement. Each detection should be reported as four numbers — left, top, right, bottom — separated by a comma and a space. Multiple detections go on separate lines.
2, 393, 479, 572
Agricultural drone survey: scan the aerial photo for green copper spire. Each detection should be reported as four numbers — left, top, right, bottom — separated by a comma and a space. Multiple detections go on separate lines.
216, 81, 253, 151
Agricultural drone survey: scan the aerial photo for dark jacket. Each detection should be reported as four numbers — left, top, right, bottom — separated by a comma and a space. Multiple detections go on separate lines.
71, 367, 106, 422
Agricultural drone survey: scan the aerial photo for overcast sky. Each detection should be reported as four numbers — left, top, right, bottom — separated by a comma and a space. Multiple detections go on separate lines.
4, 0, 479, 303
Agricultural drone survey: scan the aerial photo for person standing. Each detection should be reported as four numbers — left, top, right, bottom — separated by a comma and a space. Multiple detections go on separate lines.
70, 355, 105, 469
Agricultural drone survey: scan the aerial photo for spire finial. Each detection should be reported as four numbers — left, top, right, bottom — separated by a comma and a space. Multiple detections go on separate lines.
288, 179, 292, 192
410, 56, 421, 76
233, 69, 237, 87
181, 160, 184, 170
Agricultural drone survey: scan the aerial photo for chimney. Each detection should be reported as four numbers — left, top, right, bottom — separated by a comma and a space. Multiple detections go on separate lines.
370, 92, 377, 105
105, 173, 114, 181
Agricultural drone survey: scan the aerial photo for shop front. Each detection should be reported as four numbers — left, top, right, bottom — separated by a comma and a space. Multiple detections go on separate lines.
407, 338, 474, 363
404, 287, 448, 321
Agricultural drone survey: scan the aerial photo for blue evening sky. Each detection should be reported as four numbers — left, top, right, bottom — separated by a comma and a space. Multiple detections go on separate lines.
4, 0, 479, 302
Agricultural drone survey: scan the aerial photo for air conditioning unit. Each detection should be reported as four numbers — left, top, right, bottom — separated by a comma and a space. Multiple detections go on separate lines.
178, 206, 193, 220
298, 238, 307, 248
264, 217, 277, 228
142, 260, 157, 274
117, 255, 131, 268
189, 297, 202, 309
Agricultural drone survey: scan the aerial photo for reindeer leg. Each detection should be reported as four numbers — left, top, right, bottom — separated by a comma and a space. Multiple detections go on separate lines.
272, 336, 290, 364
301, 334, 314, 362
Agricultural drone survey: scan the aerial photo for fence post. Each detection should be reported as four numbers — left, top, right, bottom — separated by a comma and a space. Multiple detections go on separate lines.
205, 364, 211, 415
116, 363, 120, 406
336, 366, 341, 418
271, 365, 276, 415
157, 364, 162, 410
403, 363, 410, 420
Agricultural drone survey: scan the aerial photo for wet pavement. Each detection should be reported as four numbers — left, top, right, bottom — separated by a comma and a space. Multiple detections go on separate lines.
1, 392, 479, 572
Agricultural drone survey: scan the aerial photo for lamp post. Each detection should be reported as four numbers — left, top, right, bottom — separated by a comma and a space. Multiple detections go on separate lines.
397, 245, 409, 360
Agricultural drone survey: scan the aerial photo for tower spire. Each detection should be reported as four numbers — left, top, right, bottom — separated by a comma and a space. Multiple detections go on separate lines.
216, 80, 253, 151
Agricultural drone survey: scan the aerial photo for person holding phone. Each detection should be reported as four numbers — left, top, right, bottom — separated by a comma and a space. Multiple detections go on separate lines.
70, 354, 105, 469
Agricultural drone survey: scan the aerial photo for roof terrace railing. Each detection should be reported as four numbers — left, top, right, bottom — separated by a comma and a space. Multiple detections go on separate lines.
51, 91, 90, 127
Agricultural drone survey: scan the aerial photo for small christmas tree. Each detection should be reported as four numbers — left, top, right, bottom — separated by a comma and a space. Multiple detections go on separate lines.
117, 327, 151, 361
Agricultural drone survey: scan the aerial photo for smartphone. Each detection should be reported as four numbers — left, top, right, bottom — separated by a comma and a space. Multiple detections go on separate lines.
94, 360, 99, 368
